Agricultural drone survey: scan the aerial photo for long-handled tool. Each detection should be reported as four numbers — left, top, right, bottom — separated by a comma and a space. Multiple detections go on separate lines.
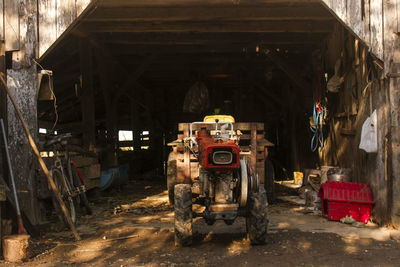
0, 75, 80, 240
0, 119, 27, 235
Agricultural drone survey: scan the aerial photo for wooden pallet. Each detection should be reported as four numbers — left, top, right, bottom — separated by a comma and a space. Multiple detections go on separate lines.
171, 122, 267, 184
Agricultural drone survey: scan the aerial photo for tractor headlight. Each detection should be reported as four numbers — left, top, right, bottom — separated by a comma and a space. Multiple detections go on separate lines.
212, 151, 233, 165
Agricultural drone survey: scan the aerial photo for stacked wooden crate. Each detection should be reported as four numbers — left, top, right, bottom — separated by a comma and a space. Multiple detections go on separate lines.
172, 122, 268, 184
71, 155, 100, 190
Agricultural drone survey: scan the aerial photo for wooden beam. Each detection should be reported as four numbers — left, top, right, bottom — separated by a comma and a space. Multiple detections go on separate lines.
87, 6, 332, 22
0, 42, 6, 123
4, 0, 20, 51
0, 0, 4, 41
97, 0, 321, 8
96, 32, 327, 46
112, 54, 157, 104
105, 43, 317, 55
245, 70, 282, 109
265, 49, 311, 91
397, 0, 400, 33
82, 20, 333, 33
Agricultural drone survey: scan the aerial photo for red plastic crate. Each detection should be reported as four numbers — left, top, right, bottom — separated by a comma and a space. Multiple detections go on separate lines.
318, 181, 374, 223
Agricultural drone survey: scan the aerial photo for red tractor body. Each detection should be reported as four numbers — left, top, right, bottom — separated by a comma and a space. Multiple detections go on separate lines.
196, 126, 240, 171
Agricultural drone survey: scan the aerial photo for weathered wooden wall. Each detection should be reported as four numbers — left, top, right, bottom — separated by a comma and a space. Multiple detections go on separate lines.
384, 0, 400, 228
321, 0, 400, 227
0, 0, 397, 227
322, 0, 382, 61
38, 0, 91, 57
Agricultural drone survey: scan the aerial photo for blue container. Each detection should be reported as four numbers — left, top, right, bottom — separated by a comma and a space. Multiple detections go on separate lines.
99, 164, 130, 191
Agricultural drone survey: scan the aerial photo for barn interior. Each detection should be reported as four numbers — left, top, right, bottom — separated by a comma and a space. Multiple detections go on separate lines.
31, 1, 387, 224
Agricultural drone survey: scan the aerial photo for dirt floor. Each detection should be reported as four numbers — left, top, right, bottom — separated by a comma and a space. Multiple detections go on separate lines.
2, 179, 400, 267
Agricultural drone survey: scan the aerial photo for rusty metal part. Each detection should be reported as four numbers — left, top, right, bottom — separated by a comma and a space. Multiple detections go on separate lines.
209, 203, 239, 212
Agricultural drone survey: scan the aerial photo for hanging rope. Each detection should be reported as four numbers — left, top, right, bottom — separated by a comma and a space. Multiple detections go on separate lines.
310, 56, 326, 153
310, 101, 324, 152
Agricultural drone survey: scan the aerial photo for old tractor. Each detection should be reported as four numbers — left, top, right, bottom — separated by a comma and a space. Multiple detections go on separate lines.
167, 115, 269, 246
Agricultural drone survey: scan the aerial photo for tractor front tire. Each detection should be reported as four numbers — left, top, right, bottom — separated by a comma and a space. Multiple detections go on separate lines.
174, 184, 193, 247
167, 152, 177, 206
246, 187, 268, 245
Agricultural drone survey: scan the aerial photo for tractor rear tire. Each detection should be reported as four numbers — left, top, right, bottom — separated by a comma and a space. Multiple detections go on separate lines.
246, 187, 268, 245
167, 152, 177, 206
174, 184, 193, 247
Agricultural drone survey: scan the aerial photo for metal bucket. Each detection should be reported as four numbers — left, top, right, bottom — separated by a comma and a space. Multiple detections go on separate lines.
321, 166, 335, 183
327, 168, 351, 182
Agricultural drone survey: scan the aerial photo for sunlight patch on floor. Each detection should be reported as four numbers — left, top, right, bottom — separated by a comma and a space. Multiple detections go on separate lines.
227, 238, 251, 255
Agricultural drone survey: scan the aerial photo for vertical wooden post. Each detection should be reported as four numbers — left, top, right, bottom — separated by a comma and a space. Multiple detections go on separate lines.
95, 49, 118, 167
6, 0, 40, 225
79, 38, 96, 151
250, 123, 257, 172
290, 110, 299, 171
183, 124, 191, 184
384, 0, 400, 227
389, 63, 400, 226
0, 39, 5, 254
0, 41, 7, 186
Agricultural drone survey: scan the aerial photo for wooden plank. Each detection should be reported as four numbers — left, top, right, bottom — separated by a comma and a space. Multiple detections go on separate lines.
88, 6, 332, 22
363, 0, 370, 44
370, 0, 383, 59
257, 154, 265, 160
0, 0, 4, 41
238, 134, 265, 140
76, 0, 91, 15
56, 0, 76, 38
347, 0, 363, 39
176, 153, 198, 161
250, 123, 257, 172
71, 156, 98, 167
398, 0, 400, 32
0, 43, 6, 131
256, 162, 264, 168
98, 0, 321, 8
77, 164, 101, 179
38, 0, 57, 57
183, 124, 191, 183
178, 122, 264, 131
101, 32, 327, 46
257, 168, 265, 184
4, 0, 20, 51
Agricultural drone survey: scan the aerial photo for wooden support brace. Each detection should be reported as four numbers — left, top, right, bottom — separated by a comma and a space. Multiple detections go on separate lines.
265, 49, 311, 91
183, 124, 191, 184
112, 54, 157, 104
